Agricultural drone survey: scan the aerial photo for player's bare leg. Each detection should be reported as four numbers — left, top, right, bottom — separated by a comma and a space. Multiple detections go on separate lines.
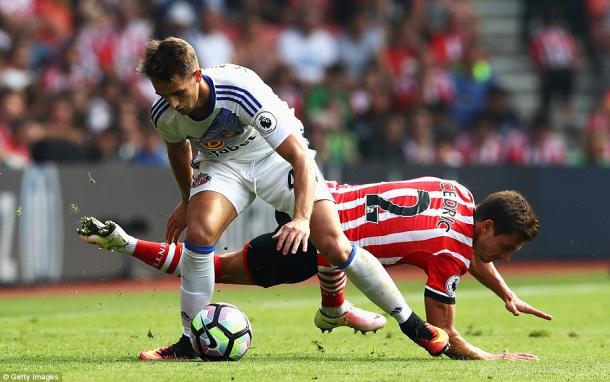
309, 200, 449, 356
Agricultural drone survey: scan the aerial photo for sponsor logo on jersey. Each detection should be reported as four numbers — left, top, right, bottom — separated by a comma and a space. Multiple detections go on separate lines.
207, 135, 256, 158
255, 111, 277, 135
190, 108, 246, 150
192, 172, 212, 188
202, 139, 225, 149
445, 275, 461, 297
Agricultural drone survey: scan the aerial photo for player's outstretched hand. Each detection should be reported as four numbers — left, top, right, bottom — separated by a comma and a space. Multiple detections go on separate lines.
505, 295, 553, 320
166, 201, 187, 243
272, 217, 310, 255
495, 350, 539, 361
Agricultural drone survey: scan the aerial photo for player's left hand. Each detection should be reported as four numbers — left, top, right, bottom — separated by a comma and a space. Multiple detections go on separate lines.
505, 295, 553, 320
272, 217, 310, 256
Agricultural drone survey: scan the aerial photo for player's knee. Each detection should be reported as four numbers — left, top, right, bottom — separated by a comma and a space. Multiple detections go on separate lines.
315, 235, 351, 264
186, 221, 219, 245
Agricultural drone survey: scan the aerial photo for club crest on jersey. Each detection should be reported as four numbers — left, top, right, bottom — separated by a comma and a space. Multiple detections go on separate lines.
445, 275, 461, 297
192, 172, 212, 188
255, 111, 277, 135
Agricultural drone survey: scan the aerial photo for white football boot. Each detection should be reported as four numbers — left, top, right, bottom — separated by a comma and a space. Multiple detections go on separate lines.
314, 301, 387, 334
77, 217, 130, 252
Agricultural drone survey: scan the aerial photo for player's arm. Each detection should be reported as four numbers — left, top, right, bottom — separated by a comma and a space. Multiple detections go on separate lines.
425, 297, 538, 361
468, 256, 552, 320
273, 134, 315, 255
165, 139, 193, 243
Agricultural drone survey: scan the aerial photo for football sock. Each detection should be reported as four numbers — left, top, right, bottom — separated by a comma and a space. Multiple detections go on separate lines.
125, 240, 231, 282
399, 312, 433, 341
179, 287, 209, 337
316, 254, 348, 316
116, 234, 137, 254
338, 245, 413, 322
179, 242, 215, 337
131, 241, 182, 275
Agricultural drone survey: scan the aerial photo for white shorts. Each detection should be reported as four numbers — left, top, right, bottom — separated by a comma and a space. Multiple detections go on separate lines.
190, 150, 333, 215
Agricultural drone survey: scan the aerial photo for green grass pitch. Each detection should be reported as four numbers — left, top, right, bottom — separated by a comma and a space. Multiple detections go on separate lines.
1, 272, 609, 381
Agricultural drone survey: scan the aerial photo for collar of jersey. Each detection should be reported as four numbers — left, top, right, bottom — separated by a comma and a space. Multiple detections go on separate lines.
188, 74, 216, 122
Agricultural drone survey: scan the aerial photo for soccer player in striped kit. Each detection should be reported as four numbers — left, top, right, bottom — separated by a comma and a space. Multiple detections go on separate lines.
80, 177, 551, 360
135, 37, 446, 360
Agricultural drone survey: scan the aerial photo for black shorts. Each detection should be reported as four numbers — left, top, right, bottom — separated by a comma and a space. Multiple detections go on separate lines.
243, 232, 318, 288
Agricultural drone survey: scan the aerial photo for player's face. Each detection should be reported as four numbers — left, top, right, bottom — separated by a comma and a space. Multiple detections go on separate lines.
474, 221, 524, 263
151, 72, 200, 114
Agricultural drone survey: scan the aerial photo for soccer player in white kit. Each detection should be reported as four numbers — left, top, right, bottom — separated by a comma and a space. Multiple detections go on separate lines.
135, 37, 448, 360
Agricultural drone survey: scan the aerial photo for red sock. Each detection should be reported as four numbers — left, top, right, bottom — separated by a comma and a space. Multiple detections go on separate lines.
317, 254, 346, 308
132, 240, 182, 275
132, 240, 224, 281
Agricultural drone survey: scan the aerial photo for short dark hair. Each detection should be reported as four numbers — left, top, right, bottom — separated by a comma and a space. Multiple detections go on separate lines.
475, 190, 539, 241
137, 37, 199, 81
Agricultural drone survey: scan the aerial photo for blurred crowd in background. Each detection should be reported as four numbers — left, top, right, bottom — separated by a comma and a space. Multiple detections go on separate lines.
2, 0, 610, 169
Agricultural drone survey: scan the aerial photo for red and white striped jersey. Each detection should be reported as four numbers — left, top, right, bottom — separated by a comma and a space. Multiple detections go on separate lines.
327, 177, 476, 303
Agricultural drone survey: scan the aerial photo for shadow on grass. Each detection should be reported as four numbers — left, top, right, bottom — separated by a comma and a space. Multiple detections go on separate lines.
247, 354, 442, 363
2, 353, 444, 364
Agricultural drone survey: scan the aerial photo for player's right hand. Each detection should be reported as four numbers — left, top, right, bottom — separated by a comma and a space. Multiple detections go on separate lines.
272, 217, 310, 256
494, 350, 539, 361
166, 201, 187, 243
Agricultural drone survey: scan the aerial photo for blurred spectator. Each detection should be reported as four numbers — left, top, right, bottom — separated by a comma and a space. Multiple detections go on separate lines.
379, 22, 421, 109
233, 15, 281, 80
30, 94, 96, 162
582, 91, 610, 166
113, 1, 152, 81
529, 12, 579, 123
484, 85, 522, 134
0, 90, 30, 168
186, 5, 235, 68
0, 38, 34, 90
426, 0, 477, 68
419, 48, 455, 108
455, 114, 505, 165
403, 107, 436, 164
308, 106, 359, 166
277, 6, 338, 84
450, 40, 495, 129
351, 83, 394, 158
337, 9, 385, 80
435, 131, 464, 166
506, 113, 567, 166
132, 130, 168, 165
39, 39, 100, 92
365, 113, 407, 161
305, 64, 352, 123
587, 0, 610, 97
267, 64, 304, 119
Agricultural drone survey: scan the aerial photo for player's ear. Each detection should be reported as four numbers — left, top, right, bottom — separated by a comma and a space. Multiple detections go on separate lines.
482, 219, 495, 234
194, 69, 202, 81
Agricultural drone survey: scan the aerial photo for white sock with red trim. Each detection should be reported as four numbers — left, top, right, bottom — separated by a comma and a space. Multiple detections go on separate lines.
339, 245, 413, 323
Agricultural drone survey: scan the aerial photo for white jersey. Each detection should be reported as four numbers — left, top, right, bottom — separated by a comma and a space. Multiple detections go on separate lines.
151, 64, 306, 162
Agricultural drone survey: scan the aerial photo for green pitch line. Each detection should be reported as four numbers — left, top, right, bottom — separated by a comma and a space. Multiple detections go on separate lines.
0, 274, 608, 381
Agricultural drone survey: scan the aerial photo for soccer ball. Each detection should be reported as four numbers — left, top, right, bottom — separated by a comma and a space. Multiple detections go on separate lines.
190, 302, 252, 361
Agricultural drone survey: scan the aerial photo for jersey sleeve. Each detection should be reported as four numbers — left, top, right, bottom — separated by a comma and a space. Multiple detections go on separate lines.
229, 67, 303, 149
150, 97, 182, 143
424, 253, 468, 304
